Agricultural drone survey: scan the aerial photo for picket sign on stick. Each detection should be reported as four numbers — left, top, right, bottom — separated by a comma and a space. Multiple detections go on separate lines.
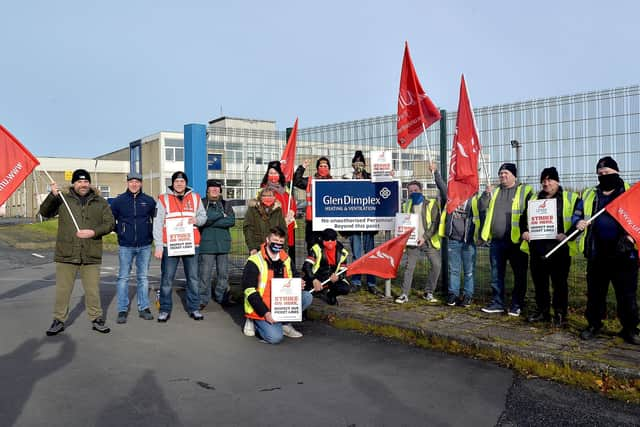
543, 208, 606, 259
42, 169, 80, 232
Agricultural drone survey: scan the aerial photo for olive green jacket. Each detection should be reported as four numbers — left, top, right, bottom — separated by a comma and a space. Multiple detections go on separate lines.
243, 199, 287, 253
39, 188, 115, 264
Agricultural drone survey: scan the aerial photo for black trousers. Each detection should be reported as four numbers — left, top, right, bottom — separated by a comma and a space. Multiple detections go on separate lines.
585, 255, 639, 331
530, 247, 570, 317
305, 278, 350, 296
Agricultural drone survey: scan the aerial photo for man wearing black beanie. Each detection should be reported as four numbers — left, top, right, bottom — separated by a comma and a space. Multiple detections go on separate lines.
521, 167, 579, 327
480, 162, 533, 316
572, 156, 639, 344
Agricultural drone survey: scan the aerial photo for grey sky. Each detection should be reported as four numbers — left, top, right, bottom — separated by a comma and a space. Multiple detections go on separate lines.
1, 0, 638, 157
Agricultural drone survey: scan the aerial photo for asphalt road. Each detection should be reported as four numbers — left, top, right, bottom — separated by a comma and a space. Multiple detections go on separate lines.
0, 246, 638, 426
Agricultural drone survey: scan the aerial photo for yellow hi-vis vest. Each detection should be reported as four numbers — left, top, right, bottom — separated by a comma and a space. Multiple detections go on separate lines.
438, 196, 480, 241
309, 244, 349, 275
520, 190, 579, 256
243, 246, 293, 320
481, 183, 533, 243
402, 198, 441, 249
577, 183, 630, 255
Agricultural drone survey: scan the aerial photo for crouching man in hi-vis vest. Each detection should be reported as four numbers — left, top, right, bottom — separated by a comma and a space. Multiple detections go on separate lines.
242, 226, 313, 343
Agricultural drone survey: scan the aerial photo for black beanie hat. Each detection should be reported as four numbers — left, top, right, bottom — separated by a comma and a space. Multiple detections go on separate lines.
316, 156, 331, 169
206, 179, 222, 189
596, 156, 619, 172
498, 162, 517, 177
71, 169, 91, 183
321, 228, 338, 241
352, 150, 366, 164
267, 160, 283, 173
171, 171, 188, 185
540, 167, 560, 183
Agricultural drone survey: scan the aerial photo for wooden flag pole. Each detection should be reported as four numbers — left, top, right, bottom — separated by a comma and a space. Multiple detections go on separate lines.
41, 169, 80, 232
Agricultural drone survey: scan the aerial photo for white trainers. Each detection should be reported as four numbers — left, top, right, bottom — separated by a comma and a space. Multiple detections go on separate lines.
423, 293, 439, 303
395, 294, 409, 304
243, 319, 255, 337
282, 324, 303, 338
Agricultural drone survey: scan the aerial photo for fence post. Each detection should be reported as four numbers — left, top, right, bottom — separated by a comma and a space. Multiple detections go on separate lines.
439, 109, 448, 295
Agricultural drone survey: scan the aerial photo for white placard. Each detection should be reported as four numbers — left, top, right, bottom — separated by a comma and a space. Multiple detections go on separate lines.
370, 150, 393, 182
166, 217, 196, 256
270, 278, 302, 322
527, 198, 557, 240
395, 213, 419, 246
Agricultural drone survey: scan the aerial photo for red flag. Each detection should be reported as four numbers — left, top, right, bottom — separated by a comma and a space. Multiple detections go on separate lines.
446, 75, 480, 214
397, 41, 441, 149
0, 125, 40, 207
280, 118, 298, 182
604, 182, 640, 257
346, 228, 413, 279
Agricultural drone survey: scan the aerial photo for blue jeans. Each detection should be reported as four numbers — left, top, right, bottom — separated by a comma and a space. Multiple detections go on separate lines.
198, 253, 229, 305
447, 240, 476, 298
349, 233, 376, 287
116, 245, 152, 312
159, 248, 200, 313
254, 291, 313, 344
489, 239, 528, 309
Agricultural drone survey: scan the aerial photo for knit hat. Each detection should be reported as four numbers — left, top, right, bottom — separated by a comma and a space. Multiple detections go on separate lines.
267, 160, 283, 173
171, 171, 188, 185
316, 156, 331, 169
351, 150, 366, 165
540, 167, 559, 183
498, 162, 517, 177
596, 156, 619, 172
127, 172, 142, 181
321, 228, 338, 241
206, 179, 222, 189
71, 169, 91, 183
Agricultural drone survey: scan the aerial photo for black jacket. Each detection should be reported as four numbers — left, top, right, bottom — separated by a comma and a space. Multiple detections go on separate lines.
110, 190, 156, 247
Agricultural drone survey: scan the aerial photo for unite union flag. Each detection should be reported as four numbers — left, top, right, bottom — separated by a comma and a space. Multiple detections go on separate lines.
280, 118, 298, 182
604, 182, 640, 257
346, 228, 414, 279
0, 125, 40, 207
397, 41, 441, 149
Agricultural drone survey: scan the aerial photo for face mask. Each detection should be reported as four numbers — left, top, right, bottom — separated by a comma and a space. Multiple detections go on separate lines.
268, 242, 283, 254
268, 175, 280, 183
323, 240, 337, 251
262, 196, 275, 207
598, 173, 620, 191
317, 165, 330, 177
410, 192, 424, 205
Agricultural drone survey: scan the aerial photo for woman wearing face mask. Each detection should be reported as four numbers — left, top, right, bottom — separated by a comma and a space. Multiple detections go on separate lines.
293, 156, 333, 252
243, 188, 288, 255
259, 161, 298, 266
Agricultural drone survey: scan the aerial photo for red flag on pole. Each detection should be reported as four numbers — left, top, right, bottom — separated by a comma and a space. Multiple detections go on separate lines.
446, 75, 480, 214
604, 182, 640, 257
346, 228, 413, 279
280, 118, 298, 182
0, 125, 40, 207
397, 41, 441, 149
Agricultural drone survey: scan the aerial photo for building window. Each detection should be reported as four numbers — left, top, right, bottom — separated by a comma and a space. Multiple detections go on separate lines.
98, 185, 110, 198
165, 147, 184, 162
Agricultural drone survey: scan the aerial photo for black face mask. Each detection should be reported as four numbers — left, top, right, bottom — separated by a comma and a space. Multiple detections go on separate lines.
268, 242, 283, 254
597, 173, 621, 191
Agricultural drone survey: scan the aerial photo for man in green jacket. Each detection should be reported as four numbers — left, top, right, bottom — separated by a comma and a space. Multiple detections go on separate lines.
39, 169, 115, 336
197, 179, 236, 308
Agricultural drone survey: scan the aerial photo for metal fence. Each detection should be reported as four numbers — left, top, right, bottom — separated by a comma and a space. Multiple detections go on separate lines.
212, 86, 640, 310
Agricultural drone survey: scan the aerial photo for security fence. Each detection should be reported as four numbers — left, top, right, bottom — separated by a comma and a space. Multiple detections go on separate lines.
213, 85, 639, 314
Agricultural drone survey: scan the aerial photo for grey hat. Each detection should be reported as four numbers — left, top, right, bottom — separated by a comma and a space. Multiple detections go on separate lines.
127, 172, 143, 181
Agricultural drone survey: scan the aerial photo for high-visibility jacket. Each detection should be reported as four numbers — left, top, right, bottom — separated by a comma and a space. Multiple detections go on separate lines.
159, 192, 202, 246
577, 183, 630, 255
521, 190, 579, 256
243, 245, 293, 320
309, 243, 349, 276
402, 198, 441, 249
438, 196, 481, 243
480, 183, 533, 243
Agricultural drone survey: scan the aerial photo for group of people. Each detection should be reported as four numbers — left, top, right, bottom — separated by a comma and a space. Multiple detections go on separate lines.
38, 151, 639, 346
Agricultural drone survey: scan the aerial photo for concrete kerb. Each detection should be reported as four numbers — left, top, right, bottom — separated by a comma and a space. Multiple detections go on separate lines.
306, 297, 640, 401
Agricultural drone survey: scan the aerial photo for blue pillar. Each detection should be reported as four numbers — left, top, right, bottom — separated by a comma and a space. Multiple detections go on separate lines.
184, 123, 207, 197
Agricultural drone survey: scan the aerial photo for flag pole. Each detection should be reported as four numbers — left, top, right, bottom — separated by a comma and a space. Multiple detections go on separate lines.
421, 123, 437, 187
543, 208, 606, 259
308, 267, 348, 293
41, 169, 80, 232
479, 148, 491, 188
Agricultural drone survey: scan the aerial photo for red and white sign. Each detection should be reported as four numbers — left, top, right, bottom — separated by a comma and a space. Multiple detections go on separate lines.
0, 125, 40, 207
394, 213, 419, 246
271, 278, 303, 322
528, 198, 557, 240
370, 150, 393, 182
166, 217, 196, 256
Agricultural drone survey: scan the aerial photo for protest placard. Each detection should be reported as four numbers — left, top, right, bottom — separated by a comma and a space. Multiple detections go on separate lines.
528, 198, 557, 240
271, 278, 302, 322
166, 217, 195, 256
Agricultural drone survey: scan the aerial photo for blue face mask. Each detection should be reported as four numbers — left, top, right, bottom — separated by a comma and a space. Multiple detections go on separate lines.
269, 242, 284, 254
409, 192, 424, 205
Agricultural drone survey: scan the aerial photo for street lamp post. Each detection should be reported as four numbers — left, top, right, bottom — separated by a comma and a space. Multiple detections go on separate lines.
510, 139, 521, 167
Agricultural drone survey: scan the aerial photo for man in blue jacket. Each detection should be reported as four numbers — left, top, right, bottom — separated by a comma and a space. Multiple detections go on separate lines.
111, 173, 156, 324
